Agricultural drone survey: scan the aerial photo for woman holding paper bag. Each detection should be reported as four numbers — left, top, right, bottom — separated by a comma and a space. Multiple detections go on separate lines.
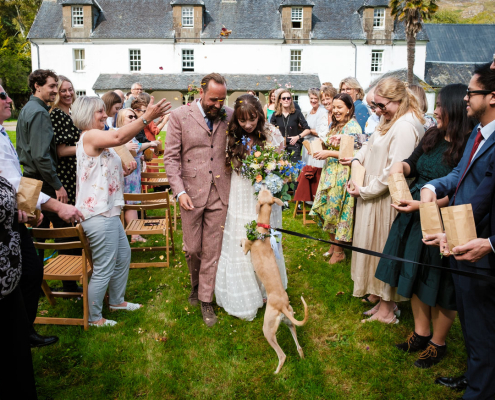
116, 108, 160, 243
302, 88, 327, 169
344, 77, 425, 324
374, 84, 473, 367
310, 93, 363, 264
71, 95, 171, 327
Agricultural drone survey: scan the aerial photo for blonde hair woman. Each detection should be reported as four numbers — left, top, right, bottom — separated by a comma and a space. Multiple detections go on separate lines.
343, 77, 425, 324
339, 77, 370, 132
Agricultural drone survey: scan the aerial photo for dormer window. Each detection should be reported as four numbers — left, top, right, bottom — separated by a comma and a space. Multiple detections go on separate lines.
182, 7, 194, 27
373, 8, 385, 30
72, 6, 84, 27
291, 7, 303, 29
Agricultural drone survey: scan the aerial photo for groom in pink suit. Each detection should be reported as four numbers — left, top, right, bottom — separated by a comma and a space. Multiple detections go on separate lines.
164, 73, 233, 326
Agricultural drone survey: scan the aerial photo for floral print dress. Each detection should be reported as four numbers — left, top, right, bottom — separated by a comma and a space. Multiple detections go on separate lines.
310, 118, 362, 242
123, 138, 143, 204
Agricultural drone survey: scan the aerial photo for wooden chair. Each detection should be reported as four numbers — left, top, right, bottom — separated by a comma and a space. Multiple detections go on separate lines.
292, 201, 316, 225
30, 225, 93, 331
122, 191, 175, 269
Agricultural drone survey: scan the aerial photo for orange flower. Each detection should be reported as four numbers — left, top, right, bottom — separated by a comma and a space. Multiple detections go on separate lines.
254, 151, 262, 157
255, 175, 263, 183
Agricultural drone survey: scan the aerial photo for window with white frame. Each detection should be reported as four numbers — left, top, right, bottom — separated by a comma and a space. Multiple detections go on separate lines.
76, 90, 86, 97
293, 95, 299, 104
182, 49, 194, 72
291, 7, 303, 29
371, 50, 383, 72
73, 49, 85, 72
290, 50, 302, 72
182, 6, 194, 27
129, 49, 141, 72
72, 6, 84, 27
373, 8, 385, 30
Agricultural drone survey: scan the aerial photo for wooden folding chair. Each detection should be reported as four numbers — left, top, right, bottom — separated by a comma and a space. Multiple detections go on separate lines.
292, 201, 316, 225
30, 225, 93, 330
122, 191, 175, 268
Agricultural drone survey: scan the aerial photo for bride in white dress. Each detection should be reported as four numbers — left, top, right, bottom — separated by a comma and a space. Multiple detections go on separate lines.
215, 94, 287, 321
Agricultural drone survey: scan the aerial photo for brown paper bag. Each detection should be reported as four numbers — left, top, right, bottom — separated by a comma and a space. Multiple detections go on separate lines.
338, 135, 354, 159
349, 162, 366, 191
419, 202, 444, 239
156, 139, 164, 155
387, 173, 413, 205
303, 139, 323, 156
113, 145, 135, 169
440, 204, 477, 253
16, 177, 42, 218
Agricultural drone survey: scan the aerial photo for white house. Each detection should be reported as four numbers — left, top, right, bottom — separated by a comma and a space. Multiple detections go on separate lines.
28, 0, 428, 111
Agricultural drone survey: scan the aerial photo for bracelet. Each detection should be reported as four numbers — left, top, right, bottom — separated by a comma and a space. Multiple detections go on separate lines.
351, 158, 360, 164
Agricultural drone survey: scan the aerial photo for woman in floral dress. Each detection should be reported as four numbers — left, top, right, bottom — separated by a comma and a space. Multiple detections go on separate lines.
310, 93, 363, 264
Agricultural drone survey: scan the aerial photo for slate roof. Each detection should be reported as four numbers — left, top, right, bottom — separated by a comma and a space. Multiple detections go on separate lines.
424, 24, 495, 63
29, 0, 428, 41
170, 0, 204, 5
366, 68, 434, 92
92, 73, 321, 91
279, 0, 315, 6
362, 0, 389, 6
425, 62, 474, 88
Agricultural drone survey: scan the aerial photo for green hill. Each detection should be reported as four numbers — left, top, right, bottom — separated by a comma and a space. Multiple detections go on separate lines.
429, 0, 495, 24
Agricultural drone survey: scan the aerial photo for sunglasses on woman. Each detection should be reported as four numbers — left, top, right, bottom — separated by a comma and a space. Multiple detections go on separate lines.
371, 100, 392, 111
281, 97, 292, 101
127, 115, 137, 120
0, 92, 9, 101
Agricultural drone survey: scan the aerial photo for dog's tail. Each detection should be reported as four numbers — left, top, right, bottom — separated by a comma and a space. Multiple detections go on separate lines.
282, 296, 308, 326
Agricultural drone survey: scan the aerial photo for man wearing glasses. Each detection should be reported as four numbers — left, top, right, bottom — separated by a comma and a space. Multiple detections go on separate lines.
421, 62, 495, 400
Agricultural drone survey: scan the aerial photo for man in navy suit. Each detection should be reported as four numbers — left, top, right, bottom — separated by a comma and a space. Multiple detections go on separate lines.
422, 62, 495, 400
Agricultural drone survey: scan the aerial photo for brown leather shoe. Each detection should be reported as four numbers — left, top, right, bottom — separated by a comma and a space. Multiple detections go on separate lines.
201, 302, 218, 327
188, 285, 199, 306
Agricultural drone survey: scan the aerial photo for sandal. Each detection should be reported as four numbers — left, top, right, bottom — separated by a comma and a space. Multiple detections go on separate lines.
109, 302, 142, 312
329, 251, 345, 265
131, 235, 147, 243
89, 319, 117, 327
363, 304, 400, 317
361, 315, 399, 325
323, 245, 335, 258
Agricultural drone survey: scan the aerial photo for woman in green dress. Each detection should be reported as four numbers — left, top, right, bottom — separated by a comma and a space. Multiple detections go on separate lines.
374, 84, 475, 369
310, 93, 363, 264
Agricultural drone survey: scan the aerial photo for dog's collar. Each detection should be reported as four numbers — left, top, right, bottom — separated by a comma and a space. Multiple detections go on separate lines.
257, 223, 271, 229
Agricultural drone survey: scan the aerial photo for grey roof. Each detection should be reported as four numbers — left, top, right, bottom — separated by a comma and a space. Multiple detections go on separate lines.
392, 18, 428, 41
170, 0, 204, 5
367, 68, 434, 92
424, 24, 495, 63
92, 73, 321, 91
361, 0, 389, 7
279, 0, 315, 6
29, 0, 428, 41
60, 0, 96, 4
425, 62, 474, 88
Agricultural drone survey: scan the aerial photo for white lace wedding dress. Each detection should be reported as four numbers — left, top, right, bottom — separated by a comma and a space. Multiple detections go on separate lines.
215, 128, 288, 321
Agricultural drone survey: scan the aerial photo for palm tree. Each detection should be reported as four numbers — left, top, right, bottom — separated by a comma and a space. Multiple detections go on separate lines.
390, 0, 438, 85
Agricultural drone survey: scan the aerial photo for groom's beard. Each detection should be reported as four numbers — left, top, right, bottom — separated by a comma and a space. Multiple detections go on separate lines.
201, 99, 221, 120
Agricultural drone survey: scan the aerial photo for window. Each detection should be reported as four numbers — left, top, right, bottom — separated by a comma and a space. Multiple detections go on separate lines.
290, 50, 302, 72
76, 90, 86, 97
371, 50, 383, 72
182, 6, 194, 27
73, 49, 85, 72
293, 95, 299, 104
72, 6, 84, 27
182, 49, 194, 72
291, 7, 303, 29
129, 49, 141, 72
373, 8, 385, 30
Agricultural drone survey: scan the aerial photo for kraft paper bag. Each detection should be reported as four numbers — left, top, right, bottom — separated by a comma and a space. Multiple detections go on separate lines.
338, 135, 354, 159
114, 145, 135, 169
17, 177, 42, 218
303, 139, 323, 156
419, 202, 444, 239
349, 162, 365, 191
387, 173, 413, 205
143, 148, 154, 162
441, 204, 477, 253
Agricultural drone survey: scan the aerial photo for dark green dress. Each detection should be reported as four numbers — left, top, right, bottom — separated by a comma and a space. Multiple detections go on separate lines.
374, 137, 456, 310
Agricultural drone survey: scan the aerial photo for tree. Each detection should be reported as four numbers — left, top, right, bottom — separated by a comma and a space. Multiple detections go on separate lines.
390, 0, 438, 85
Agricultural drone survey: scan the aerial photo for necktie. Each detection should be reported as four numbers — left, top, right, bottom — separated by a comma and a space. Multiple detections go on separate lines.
206, 118, 213, 132
0, 126, 6, 136
453, 127, 483, 204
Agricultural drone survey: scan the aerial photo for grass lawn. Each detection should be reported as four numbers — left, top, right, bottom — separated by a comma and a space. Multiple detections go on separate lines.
10, 130, 466, 399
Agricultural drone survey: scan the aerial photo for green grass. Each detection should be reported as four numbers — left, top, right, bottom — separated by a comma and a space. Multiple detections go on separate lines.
32, 206, 466, 400
7, 130, 16, 144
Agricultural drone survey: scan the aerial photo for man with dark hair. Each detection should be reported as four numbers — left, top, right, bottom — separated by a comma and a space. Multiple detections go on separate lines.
164, 73, 233, 326
422, 62, 495, 399
17, 69, 80, 293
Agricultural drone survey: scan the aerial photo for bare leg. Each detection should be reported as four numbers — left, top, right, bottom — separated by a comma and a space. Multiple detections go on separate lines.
362, 299, 397, 323
283, 305, 304, 359
430, 305, 456, 346
411, 294, 432, 337
326, 233, 336, 255
329, 240, 346, 264
263, 306, 286, 374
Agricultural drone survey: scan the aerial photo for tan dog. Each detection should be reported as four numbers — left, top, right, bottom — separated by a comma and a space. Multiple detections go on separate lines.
241, 189, 308, 374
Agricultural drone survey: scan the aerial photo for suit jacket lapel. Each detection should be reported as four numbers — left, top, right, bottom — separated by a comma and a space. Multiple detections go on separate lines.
189, 101, 211, 134
465, 127, 495, 177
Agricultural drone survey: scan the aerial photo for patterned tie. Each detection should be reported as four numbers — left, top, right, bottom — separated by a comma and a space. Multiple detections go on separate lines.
0, 126, 6, 136
453, 127, 483, 204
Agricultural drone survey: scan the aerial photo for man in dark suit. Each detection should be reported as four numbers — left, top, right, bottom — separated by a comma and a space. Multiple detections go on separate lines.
422, 62, 495, 400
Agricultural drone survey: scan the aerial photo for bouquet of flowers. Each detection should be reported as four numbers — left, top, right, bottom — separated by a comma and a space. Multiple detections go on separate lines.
239, 137, 304, 201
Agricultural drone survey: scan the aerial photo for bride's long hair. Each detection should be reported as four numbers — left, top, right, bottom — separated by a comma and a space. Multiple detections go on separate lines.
226, 94, 268, 172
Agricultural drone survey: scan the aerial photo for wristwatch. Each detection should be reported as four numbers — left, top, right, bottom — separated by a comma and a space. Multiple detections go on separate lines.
141, 117, 150, 125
